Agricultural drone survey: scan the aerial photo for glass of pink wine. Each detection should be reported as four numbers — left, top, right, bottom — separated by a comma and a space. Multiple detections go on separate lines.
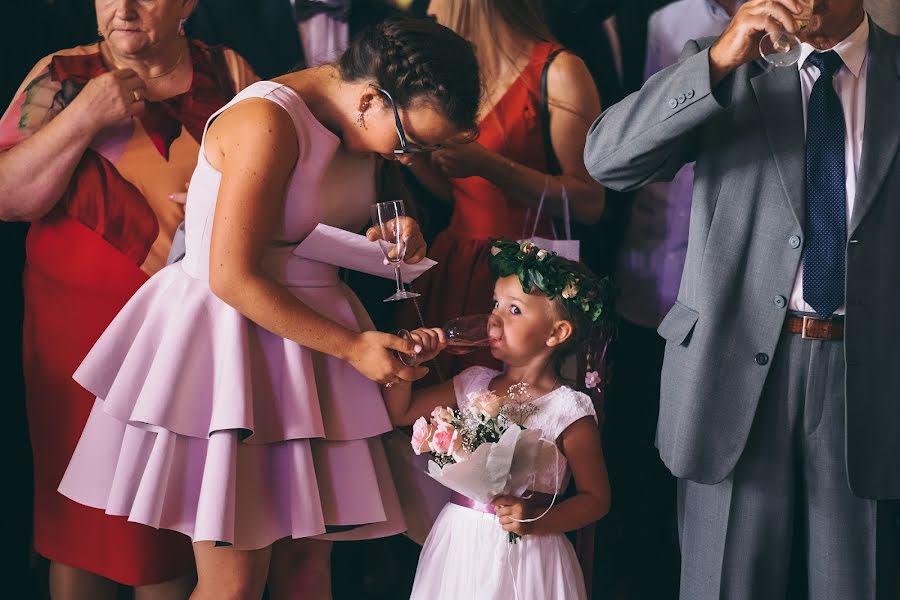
397, 314, 491, 366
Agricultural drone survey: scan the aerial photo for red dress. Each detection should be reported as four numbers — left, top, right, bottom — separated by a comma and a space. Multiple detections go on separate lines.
404, 41, 559, 382
0, 41, 256, 585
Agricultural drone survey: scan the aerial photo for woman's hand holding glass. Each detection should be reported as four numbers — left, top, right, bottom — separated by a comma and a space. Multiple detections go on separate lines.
365, 213, 427, 264
346, 330, 429, 387
370, 200, 424, 302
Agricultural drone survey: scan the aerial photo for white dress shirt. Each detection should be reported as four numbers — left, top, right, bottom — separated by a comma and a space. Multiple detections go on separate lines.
788, 16, 870, 314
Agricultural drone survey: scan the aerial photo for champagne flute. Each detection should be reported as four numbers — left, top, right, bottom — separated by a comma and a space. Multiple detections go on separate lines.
397, 314, 492, 366
371, 200, 421, 302
759, 0, 817, 67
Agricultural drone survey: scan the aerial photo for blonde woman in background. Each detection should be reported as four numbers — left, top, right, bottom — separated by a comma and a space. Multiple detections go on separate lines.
401, 0, 605, 382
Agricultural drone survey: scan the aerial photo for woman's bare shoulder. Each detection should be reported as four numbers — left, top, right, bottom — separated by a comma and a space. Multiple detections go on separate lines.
205, 97, 299, 169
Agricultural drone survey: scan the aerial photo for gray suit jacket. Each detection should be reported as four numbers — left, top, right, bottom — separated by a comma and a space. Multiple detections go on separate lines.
585, 19, 900, 498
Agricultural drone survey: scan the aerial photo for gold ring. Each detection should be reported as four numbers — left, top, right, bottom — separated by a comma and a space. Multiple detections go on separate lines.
132, 89, 141, 102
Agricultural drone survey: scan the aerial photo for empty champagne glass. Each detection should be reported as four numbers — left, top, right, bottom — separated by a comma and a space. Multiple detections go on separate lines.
397, 314, 492, 366
759, 0, 817, 67
371, 200, 420, 302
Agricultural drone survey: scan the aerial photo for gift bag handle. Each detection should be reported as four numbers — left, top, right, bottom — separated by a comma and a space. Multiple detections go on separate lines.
521, 178, 572, 242
519, 47, 572, 244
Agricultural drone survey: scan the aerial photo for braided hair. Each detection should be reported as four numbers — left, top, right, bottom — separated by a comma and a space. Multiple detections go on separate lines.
338, 16, 481, 135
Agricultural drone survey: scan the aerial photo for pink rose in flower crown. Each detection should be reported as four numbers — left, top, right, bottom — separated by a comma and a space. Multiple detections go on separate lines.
411, 417, 435, 455
429, 422, 462, 456
469, 390, 504, 419
431, 406, 455, 428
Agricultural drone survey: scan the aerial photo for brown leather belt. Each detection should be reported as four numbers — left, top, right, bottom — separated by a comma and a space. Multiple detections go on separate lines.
783, 315, 844, 341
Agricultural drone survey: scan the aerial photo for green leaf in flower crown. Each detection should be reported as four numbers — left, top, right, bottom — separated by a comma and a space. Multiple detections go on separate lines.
519, 269, 531, 292
531, 269, 546, 290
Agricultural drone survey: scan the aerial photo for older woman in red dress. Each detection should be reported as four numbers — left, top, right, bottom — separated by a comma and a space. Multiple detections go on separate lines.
0, 1, 255, 597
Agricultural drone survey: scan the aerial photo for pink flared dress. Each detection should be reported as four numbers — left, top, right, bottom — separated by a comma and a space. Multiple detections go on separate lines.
58, 81, 406, 550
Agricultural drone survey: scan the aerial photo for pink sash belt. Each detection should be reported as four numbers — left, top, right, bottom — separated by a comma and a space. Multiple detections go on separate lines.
448, 491, 556, 515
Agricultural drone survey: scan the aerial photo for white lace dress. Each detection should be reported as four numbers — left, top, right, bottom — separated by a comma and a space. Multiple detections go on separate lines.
409, 366, 597, 600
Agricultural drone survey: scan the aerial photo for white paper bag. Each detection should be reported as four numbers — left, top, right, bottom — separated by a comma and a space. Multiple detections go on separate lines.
518, 180, 579, 261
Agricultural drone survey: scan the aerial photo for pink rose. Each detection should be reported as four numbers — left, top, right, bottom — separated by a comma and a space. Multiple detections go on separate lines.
430, 406, 455, 427
470, 391, 503, 419
411, 417, 435, 455
429, 423, 462, 456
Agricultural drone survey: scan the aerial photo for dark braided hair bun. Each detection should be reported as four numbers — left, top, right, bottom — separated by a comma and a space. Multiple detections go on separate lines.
339, 16, 481, 134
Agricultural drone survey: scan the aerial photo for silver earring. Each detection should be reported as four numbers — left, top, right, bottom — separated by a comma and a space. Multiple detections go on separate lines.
178, 18, 187, 36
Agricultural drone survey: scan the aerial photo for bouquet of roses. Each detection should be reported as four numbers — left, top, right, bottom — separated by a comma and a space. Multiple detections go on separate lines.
410, 383, 553, 542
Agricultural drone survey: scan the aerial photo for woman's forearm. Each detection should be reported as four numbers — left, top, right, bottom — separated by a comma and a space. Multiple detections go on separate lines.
211, 268, 360, 361
479, 150, 605, 225
0, 104, 99, 221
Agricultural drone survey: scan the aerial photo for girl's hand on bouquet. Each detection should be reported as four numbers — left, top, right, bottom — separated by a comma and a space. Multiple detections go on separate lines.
347, 331, 429, 385
404, 327, 446, 364
493, 495, 532, 537
366, 215, 427, 264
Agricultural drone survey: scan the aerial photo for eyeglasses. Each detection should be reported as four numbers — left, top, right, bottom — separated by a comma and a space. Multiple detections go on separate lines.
370, 85, 444, 155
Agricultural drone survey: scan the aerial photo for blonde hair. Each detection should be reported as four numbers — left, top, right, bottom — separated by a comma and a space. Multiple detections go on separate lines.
435, 0, 586, 145
437, 0, 555, 48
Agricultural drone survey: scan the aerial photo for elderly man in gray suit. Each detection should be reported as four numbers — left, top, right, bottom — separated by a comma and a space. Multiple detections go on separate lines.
585, 0, 900, 598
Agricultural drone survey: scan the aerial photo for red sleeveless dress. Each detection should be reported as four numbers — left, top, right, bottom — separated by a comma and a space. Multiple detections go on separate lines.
405, 41, 560, 382
0, 42, 257, 585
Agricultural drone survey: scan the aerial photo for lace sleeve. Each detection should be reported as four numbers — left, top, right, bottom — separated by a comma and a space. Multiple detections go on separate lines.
452, 366, 499, 413
528, 387, 598, 441
560, 390, 598, 432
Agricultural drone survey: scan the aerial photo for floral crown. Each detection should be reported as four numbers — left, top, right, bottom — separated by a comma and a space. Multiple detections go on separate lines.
487, 239, 615, 330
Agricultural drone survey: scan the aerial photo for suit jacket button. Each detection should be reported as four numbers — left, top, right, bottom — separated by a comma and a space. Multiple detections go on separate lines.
668, 98, 678, 109
755, 353, 769, 365
686, 89, 695, 99
774, 295, 786, 308
677, 93, 686, 103
789, 235, 801, 248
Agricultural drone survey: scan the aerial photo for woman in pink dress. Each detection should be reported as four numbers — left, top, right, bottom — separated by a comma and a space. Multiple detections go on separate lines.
58, 17, 481, 599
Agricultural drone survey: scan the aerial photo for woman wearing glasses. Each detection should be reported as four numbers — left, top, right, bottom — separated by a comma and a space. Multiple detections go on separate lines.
57, 16, 481, 599
402, 0, 606, 381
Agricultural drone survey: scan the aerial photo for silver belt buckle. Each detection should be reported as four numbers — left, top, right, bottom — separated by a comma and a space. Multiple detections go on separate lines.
801, 315, 819, 340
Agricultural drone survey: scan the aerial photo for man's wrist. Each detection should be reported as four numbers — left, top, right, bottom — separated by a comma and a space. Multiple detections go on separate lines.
708, 44, 736, 88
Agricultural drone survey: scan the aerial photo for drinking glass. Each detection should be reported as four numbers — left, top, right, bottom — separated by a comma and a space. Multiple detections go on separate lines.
371, 200, 420, 302
759, 0, 816, 67
397, 314, 492, 366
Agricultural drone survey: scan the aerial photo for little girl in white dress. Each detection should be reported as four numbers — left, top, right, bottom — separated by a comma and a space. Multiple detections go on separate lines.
384, 240, 613, 600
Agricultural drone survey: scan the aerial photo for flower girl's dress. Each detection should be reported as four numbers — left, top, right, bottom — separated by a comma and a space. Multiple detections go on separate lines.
410, 366, 597, 600
56, 81, 405, 549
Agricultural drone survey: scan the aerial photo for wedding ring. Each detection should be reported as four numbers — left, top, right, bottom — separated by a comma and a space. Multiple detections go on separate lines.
385, 380, 396, 388
132, 89, 141, 102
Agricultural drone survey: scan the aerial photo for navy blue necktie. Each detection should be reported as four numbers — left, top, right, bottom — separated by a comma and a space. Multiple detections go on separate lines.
803, 50, 847, 318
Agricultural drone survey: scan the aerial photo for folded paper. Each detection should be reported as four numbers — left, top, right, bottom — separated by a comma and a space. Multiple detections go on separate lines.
293, 223, 436, 282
